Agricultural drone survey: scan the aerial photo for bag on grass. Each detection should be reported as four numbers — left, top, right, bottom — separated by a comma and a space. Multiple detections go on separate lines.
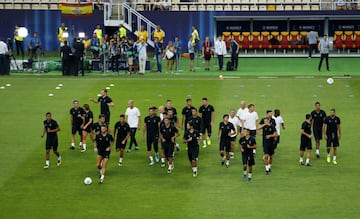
226, 61, 233, 71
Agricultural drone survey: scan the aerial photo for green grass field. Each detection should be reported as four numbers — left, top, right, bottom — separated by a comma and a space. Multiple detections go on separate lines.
0, 57, 359, 219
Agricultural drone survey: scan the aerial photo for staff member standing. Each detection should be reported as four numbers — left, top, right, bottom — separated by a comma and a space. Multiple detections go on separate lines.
119, 24, 127, 39
14, 24, 24, 57
202, 36, 213, 71
307, 30, 318, 58
60, 41, 72, 76
214, 36, 226, 71
57, 23, 68, 47
28, 32, 42, 69
0, 37, 9, 75
230, 37, 239, 71
318, 34, 330, 72
72, 37, 85, 76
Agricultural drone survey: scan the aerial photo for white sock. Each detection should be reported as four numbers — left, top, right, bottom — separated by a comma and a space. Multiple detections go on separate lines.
268, 164, 271, 169
79, 142, 83, 146
248, 173, 252, 178
230, 152, 234, 156
203, 140, 206, 145
119, 157, 123, 163
71, 143, 75, 147
221, 156, 225, 161
333, 156, 336, 161
253, 149, 256, 154
58, 155, 62, 161
226, 160, 230, 165
83, 144, 87, 150
149, 156, 154, 162
161, 158, 165, 163
306, 158, 310, 164
195, 167, 198, 172
327, 153, 331, 157
192, 167, 196, 172
299, 157, 304, 162
243, 170, 247, 175
45, 160, 49, 166
316, 149, 319, 154
168, 164, 172, 170
265, 165, 269, 171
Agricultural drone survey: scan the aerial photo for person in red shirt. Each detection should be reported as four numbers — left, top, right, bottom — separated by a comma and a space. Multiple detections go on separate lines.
202, 36, 213, 71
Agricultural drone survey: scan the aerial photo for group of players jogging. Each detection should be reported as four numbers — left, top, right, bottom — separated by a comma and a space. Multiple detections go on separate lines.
41, 88, 342, 183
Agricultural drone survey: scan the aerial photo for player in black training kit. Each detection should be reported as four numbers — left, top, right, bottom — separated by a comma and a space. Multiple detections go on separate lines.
239, 128, 256, 182
94, 125, 114, 184
69, 100, 85, 150
311, 101, 326, 158
199, 97, 215, 148
89, 89, 114, 123
41, 112, 62, 169
159, 117, 179, 173
143, 107, 161, 165
218, 114, 235, 168
299, 114, 313, 166
261, 117, 278, 175
183, 121, 201, 177
114, 115, 130, 166
189, 108, 202, 132
81, 104, 93, 152
164, 99, 178, 116
181, 98, 196, 131
167, 108, 180, 152
92, 114, 108, 137
323, 109, 341, 165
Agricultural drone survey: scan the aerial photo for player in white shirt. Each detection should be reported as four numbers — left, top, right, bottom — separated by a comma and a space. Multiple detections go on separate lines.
229, 109, 241, 159
125, 100, 141, 152
236, 100, 249, 135
242, 104, 259, 155
272, 109, 285, 149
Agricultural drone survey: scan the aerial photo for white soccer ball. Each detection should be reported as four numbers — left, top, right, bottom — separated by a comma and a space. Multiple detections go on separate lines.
327, 77, 334, 85
219, 75, 224, 80
84, 177, 92, 185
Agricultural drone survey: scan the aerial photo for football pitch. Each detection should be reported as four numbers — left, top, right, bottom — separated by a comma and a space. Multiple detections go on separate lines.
0, 57, 359, 219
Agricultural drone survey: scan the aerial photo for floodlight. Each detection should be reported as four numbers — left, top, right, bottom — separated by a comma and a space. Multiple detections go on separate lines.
18, 27, 28, 38
78, 32, 85, 38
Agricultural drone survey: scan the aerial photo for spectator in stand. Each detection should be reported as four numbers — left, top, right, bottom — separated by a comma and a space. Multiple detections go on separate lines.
336, 0, 346, 10
93, 24, 103, 45
119, 24, 127, 39
188, 36, 195, 72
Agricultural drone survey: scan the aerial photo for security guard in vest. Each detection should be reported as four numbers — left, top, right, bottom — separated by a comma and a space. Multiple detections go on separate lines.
14, 24, 24, 57
93, 24, 103, 46
58, 23, 68, 47
119, 24, 127, 39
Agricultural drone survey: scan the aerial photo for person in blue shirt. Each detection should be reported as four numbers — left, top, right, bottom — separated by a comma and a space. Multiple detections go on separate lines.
318, 34, 330, 72
90, 33, 100, 59
173, 36, 182, 72
154, 37, 162, 73
27, 32, 41, 67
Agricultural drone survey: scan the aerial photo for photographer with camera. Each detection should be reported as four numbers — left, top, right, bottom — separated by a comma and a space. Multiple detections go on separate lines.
27, 32, 42, 70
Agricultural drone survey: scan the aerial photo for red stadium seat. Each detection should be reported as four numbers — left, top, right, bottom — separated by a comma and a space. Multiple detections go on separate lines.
289, 31, 301, 49
279, 31, 289, 50
222, 31, 231, 50
270, 31, 280, 49
240, 32, 251, 49
251, 31, 261, 49
354, 31, 360, 49
232, 32, 241, 45
299, 31, 309, 49
333, 31, 344, 49
343, 31, 354, 49
261, 31, 270, 49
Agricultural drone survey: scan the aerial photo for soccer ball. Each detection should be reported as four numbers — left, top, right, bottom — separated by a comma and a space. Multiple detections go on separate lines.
219, 75, 224, 80
84, 177, 92, 185
327, 77, 334, 85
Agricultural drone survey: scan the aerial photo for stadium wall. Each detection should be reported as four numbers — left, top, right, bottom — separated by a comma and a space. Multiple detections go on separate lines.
0, 10, 359, 51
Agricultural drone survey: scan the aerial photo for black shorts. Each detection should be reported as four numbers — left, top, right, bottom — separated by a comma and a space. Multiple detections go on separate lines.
190, 53, 195, 60
242, 152, 255, 166
219, 139, 231, 152
201, 122, 212, 134
72, 125, 82, 135
230, 136, 236, 142
326, 136, 339, 147
204, 54, 211, 61
116, 138, 127, 149
83, 126, 92, 133
276, 135, 280, 144
46, 137, 58, 151
98, 150, 110, 159
263, 142, 275, 155
187, 146, 199, 161
147, 135, 159, 151
249, 130, 256, 138
163, 142, 174, 158
313, 127, 323, 141
300, 138, 312, 151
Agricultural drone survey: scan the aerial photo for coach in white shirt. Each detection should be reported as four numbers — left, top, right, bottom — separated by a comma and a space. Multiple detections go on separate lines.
236, 100, 249, 130
229, 109, 241, 159
125, 100, 141, 152
214, 36, 227, 70
242, 103, 259, 154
